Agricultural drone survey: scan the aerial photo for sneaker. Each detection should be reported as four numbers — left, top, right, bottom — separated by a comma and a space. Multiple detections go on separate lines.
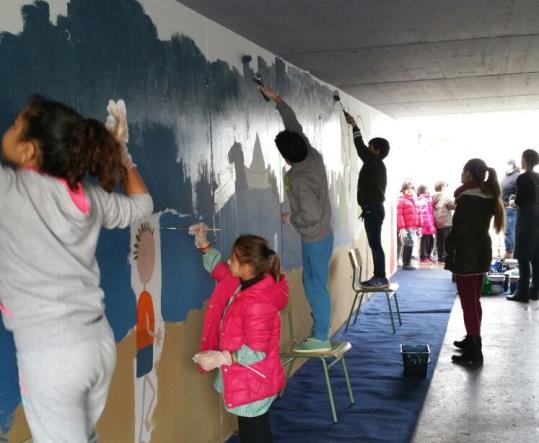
403, 264, 417, 271
428, 257, 437, 263
293, 337, 331, 353
361, 277, 389, 288
419, 258, 431, 264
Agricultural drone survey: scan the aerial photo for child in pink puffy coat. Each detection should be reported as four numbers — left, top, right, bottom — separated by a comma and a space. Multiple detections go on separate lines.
190, 224, 288, 443
397, 181, 422, 269
417, 185, 437, 263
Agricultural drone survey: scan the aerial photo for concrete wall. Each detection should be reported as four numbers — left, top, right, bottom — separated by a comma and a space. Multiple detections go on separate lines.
0, 1, 398, 442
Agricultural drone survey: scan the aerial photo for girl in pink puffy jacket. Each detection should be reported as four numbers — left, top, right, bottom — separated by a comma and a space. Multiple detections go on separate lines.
417, 185, 437, 263
191, 225, 288, 443
397, 181, 422, 269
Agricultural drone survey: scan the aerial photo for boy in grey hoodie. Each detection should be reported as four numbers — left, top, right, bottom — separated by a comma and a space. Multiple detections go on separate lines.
259, 84, 333, 353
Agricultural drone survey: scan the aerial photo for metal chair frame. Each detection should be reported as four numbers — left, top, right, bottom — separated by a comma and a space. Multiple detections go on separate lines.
346, 248, 402, 333
280, 303, 354, 423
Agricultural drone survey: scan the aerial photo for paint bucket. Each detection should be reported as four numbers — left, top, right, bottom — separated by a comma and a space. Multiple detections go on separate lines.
504, 259, 518, 270
488, 274, 505, 295
400, 344, 430, 377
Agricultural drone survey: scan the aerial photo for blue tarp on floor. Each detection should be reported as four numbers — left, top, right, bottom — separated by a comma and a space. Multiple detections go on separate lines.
229, 268, 457, 443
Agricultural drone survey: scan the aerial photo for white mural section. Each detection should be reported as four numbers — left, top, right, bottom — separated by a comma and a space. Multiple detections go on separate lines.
130, 215, 164, 443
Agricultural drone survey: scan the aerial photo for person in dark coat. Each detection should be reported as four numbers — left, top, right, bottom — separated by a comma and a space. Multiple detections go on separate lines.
506, 149, 539, 302
445, 159, 505, 367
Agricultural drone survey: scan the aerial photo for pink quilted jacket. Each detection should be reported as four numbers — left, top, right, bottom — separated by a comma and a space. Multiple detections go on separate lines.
397, 193, 422, 229
199, 262, 288, 409
417, 193, 436, 235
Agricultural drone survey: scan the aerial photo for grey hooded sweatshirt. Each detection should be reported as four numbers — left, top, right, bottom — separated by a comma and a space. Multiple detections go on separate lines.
0, 165, 153, 351
276, 101, 332, 242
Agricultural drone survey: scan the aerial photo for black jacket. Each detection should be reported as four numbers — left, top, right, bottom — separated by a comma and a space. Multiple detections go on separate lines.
352, 128, 387, 206
514, 171, 539, 260
445, 188, 496, 275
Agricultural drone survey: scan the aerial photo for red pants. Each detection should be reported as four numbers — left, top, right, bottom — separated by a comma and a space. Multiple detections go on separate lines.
455, 274, 484, 337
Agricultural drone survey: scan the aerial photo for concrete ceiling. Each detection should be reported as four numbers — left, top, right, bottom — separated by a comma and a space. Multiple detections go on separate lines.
177, 0, 539, 118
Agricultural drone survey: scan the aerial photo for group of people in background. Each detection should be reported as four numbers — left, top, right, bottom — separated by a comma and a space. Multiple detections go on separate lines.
396, 180, 455, 269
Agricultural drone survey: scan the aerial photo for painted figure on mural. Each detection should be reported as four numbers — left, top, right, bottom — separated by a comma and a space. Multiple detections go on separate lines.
133, 219, 163, 443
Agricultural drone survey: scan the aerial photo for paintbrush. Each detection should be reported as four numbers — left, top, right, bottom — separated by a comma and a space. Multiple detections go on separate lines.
333, 90, 347, 114
162, 226, 225, 231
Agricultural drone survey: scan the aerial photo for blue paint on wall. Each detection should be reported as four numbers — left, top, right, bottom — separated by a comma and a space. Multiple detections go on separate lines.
0, 0, 351, 432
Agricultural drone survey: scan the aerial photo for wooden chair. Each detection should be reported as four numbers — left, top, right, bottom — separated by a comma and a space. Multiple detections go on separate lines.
280, 299, 354, 423
346, 248, 402, 333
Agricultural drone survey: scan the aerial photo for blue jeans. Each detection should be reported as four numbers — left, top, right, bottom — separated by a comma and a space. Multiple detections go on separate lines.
302, 232, 334, 341
361, 203, 386, 278
505, 207, 516, 253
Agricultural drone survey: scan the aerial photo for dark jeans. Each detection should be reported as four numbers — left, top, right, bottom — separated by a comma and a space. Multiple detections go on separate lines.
504, 207, 516, 253
361, 203, 386, 278
436, 227, 451, 261
238, 411, 272, 443
420, 234, 434, 259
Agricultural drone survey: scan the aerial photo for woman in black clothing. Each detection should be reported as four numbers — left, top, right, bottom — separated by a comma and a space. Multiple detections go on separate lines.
445, 159, 505, 367
507, 149, 539, 302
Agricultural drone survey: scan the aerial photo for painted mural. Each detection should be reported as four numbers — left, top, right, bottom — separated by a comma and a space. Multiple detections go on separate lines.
0, 0, 389, 439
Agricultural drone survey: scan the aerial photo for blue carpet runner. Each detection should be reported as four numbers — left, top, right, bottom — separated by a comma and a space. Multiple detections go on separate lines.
228, 269, 456, 443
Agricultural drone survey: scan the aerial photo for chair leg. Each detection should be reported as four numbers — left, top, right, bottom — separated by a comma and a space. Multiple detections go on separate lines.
393, 292, 402, 326
386, 292, 396, 333
280, 357, 295, 397
345, 292, 359, 332
321, 358, 338, 423
341, 358, 354, 404
353, 293, 365, 326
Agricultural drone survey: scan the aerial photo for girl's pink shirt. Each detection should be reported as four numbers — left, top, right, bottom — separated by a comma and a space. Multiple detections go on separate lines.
22, 166, 90, 215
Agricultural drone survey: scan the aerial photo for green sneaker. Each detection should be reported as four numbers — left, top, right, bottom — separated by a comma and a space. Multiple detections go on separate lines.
293, 337, 331, 353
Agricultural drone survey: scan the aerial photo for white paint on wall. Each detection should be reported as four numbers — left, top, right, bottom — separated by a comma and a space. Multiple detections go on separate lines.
139, 0, 274, 73
0, 0, 68, 34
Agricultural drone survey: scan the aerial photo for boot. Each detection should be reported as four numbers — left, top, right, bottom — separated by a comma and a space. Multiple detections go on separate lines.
453, 335, 471, 350
528, 287, 539, 301
452, 336, 483, 367
506, 291, 529, 303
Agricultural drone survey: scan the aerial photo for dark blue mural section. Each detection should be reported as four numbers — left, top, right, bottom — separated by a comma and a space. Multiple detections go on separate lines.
0, 0, 349, 433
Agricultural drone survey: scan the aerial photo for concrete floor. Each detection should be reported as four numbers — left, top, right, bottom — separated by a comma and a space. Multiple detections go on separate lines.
412, 290, 539, 443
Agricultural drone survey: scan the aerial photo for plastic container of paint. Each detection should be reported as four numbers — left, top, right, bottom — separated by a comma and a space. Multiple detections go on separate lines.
488, 274, 505, 295
400, 344, 430, 378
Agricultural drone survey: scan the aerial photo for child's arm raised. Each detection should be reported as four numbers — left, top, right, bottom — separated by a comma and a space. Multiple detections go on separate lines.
344, 111, 372, 162
258, 84, 310, 146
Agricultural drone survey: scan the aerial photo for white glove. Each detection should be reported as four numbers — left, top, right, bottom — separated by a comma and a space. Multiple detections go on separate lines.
188, 222, 210, 249
105, 99, 134, 170
192, 350, 232, 371
398, 228, 408, 240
